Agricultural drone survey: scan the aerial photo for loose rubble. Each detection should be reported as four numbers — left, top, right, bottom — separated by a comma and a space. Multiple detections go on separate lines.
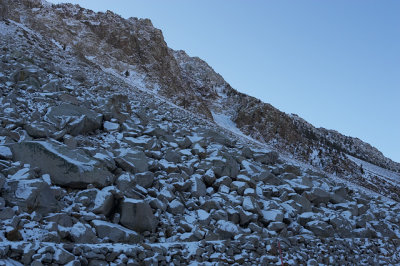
0, 1, 399, 265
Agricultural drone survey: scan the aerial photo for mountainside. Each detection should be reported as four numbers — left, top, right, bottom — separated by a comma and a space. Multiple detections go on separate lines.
5, 0, 400, 176
0, 1, 400, 265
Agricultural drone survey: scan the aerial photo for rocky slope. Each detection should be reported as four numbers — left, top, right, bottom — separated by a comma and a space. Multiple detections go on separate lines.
0, 1, 400, 265
5, 0, 400, 178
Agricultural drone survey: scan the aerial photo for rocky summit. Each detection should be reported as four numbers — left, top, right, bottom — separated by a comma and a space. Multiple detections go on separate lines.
0, 0, 400, 265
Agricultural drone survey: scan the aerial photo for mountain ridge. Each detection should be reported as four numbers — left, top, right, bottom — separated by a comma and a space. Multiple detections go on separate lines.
7, 0, 399, 172
1, 1, 400, 264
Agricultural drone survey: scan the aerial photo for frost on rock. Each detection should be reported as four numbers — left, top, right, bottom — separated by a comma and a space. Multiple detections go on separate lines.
10, 141, 113, 188
0, 4, 399, 265
0, 146, 12, 160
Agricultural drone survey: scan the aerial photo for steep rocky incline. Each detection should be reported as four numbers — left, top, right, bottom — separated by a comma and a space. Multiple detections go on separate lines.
0, 1, 400, 265
5, 0, 399, 178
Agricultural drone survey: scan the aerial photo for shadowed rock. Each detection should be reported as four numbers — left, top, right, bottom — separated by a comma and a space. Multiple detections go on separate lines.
10, 141, 113, 188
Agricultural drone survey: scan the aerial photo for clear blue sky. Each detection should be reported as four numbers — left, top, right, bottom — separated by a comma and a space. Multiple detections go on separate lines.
48, 0, 400, 163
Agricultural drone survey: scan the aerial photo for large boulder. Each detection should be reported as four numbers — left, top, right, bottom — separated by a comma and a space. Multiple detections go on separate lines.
120, 198, 157, 232
24, 122, 52, 138
133, 171, 154, 188
4, 178, 59, 215
10, 141, 113, 188
45, 103, 103, 135
69, 222, 98, 243
303, 188, 331, 205
254, 150, 279, 165
92, 186, 117, 216
209, 153, 239, 178
305, 220, 335, 237
260, 210, 284, 225
115, 149, 149, 173
329, 214, 354, 237
92, 220, 141, 243
215, 220, 240, 239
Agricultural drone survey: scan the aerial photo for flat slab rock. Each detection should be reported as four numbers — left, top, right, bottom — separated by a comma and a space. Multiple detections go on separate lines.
10, 141, 113, 188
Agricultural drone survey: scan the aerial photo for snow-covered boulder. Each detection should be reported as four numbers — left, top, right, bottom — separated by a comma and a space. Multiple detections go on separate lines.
45, 103, 103, 136
0, 145, 12, 160
69, 222, 98, 243
24, 122, 51, 138
168, 199, 185, 215
305, 220, 335, 237
215, 220, 240, 239
190, 174, 207, 198
92, 220, 141, 243
4, 178, 59, 215
103, 121, 120, 132
261, 210, 284, 224
10, 141, 113, 188
92, 186, 116, 216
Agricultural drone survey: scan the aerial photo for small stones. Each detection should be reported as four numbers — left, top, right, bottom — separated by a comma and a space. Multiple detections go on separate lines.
0, 12, 399, 265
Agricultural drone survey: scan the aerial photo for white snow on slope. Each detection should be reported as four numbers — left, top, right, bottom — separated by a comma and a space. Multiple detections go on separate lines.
347, 155, 400, 183
211, 112, 257, 144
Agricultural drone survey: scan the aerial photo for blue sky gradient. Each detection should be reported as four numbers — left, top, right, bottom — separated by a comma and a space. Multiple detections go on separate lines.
48, 0, 400, 162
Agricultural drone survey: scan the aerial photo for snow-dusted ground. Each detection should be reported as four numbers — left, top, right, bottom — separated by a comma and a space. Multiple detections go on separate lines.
1, 8, 400, 264
348, 155, 400, 183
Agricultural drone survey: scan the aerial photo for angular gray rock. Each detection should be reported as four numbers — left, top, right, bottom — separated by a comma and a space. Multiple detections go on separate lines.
303, 188, 331, 205
103, 121, 120, 132
24, 122, 51, 138
120, 198, 157, 232
45, 103, 103, 135
203, 169, 216, 186
10, 141, 113, 188
260, 171, 284, 186
215, 220, 240, 239
191, 174, 207, 197
290, 194, 312, 213
133, 171, 154, 188
92, 220, 141, 243
261, 210, 284, 225
0, 145, 12, 160
4, 178, 59, 215
254, 150, 279, 165
92, 186, 115, 216
211, 153, 239, 178
168, 199, 185, 215
53, 248, 75, 265
115, 149, 149, 173
69, 222, 98, 243
267, 222, 286, 232
305, 220, 335, 237
298, 212, 321, 226
165, 149, 182, 163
